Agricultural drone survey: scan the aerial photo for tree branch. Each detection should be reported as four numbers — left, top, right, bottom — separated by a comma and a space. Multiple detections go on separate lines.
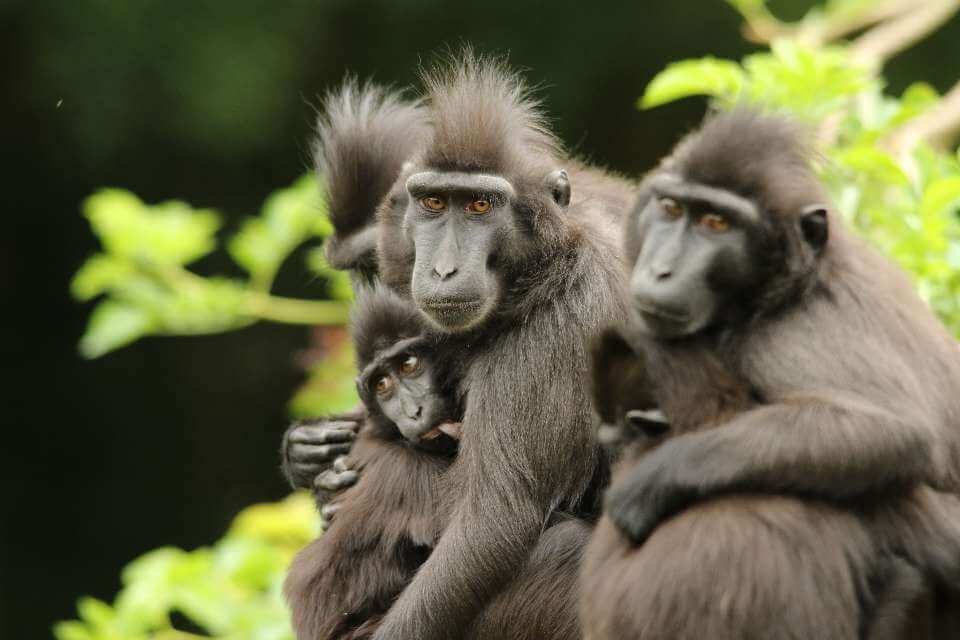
851, 0, 960, 68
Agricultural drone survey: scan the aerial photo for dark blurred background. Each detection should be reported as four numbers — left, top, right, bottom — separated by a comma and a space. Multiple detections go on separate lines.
2, 0, 958, 636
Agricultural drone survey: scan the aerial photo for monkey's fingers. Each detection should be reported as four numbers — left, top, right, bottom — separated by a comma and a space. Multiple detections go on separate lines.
320, 502, 341, 530
287, 462, 324, 488
292, 442, 353, 465
332, 455, 353, 473
289, 424, 358, 445
314, 468, 359, 493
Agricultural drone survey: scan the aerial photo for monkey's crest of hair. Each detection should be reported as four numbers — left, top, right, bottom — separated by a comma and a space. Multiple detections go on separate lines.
350, 283, 428, 367
419, 52, 562, 178
667, 109, 828, 223
314, 79, 429, 237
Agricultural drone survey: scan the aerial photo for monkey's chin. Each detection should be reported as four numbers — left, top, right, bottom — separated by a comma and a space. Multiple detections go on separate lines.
419, 298, 491, 332
635, 308, 700, 340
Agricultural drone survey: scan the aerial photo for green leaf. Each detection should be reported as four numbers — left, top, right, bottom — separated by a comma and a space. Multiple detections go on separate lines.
79, 301, 155, 358
52, 621, 95, 640
227, 491, 320, 548
920, 176, 960, 219
70, 254, 136, 301
305, 247, 354, 301
83, 189, 220, 267
639, 58, 744, 109
892, 82, 940, 126
833, 145, 910, 187
725, 0, 766, 14
228, 174, 330, 284
77, 597, 116, 630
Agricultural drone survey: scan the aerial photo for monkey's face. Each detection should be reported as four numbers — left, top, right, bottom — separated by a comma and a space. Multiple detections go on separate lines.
358, 345, 460, 452
625, 175, 766, 340
403, 171, 511, 332
402, 169, 571, 333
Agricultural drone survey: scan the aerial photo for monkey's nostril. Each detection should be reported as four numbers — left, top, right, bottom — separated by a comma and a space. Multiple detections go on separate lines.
433, 266, 458, 280
412, 406, 423, 420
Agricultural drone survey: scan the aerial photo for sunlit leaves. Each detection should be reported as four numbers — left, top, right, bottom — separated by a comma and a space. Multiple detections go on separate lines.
642, 41, 872, 121
54, 493, 319, 640
640, 58, 745, 109
84, 190, 220, 267
228, 175, 332, 287
72, 175, 346, 358
79, 301, 156, 359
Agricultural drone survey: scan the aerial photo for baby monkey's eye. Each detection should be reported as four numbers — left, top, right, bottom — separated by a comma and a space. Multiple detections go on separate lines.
467, 199, 492, 214
700, 212, 729, 232
374, 375, 394, 395
398, 355, 420, 376
659, 198, 683, 219
420, 196, 446, 212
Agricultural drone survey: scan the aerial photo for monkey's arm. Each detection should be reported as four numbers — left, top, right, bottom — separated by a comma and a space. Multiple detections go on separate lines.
370, 325, 598, 640
605, 391, 940, 544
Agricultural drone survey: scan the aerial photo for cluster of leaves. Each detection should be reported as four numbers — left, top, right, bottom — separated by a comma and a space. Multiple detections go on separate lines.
53, 492, 320, 640
71, 175, 359, 416
643, 6, 960, 335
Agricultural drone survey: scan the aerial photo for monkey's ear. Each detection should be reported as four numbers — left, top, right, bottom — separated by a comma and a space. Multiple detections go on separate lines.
799, 205, 828, 252
546, 169, 571, 209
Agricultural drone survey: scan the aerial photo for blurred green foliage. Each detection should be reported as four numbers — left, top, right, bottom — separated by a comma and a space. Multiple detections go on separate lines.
62, 0, 960, 637
71, 175, 359, 417
53, 493, 319, 640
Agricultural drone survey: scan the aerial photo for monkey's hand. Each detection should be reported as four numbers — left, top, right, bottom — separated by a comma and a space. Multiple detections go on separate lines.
604, 437, 712, 545
280, 410, 364, 491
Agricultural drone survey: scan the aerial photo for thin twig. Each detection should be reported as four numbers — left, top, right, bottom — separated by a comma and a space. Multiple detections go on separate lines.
851, 0, 960, 68
741, 0, 915, 45
796, 0, 916, 46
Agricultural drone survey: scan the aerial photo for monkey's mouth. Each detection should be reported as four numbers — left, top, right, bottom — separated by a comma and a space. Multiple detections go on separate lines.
420, 421, 462, 442
634, 303, 688, 324
418, 298, 488, 331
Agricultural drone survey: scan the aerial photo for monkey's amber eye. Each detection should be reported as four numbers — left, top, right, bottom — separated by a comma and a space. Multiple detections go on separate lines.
700, 213, 729, 232
420, 196, 446, 212
374, 375, 393, 395
659, 198, 683, 219
467, 199, 492, 214
398, 354, 420, 376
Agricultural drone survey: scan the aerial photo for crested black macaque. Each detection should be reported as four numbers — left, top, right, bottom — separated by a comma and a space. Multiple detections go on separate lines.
581, 110, 960, 639
281, 83, 432, 504
284, 285, 462, 640
351, 55, 633, 639
284, 285, 590, 640
588, 327, 960, 639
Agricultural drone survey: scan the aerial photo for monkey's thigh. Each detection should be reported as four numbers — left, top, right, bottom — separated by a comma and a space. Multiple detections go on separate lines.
581, 494, 876, 640
467, 518, 592, 640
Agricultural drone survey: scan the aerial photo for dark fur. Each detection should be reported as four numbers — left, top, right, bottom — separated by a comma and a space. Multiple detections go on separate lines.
284, 288, 449, 640
314, 80, 429, 277
359, 54, 633, 639
285, 284, 589, 639
582, 110, 960, 639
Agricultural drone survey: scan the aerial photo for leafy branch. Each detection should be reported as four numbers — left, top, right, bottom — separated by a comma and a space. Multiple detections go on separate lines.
71, 176, 352, 359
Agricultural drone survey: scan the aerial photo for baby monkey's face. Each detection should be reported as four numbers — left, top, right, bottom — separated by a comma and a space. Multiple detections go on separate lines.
358, 339, 461, 453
